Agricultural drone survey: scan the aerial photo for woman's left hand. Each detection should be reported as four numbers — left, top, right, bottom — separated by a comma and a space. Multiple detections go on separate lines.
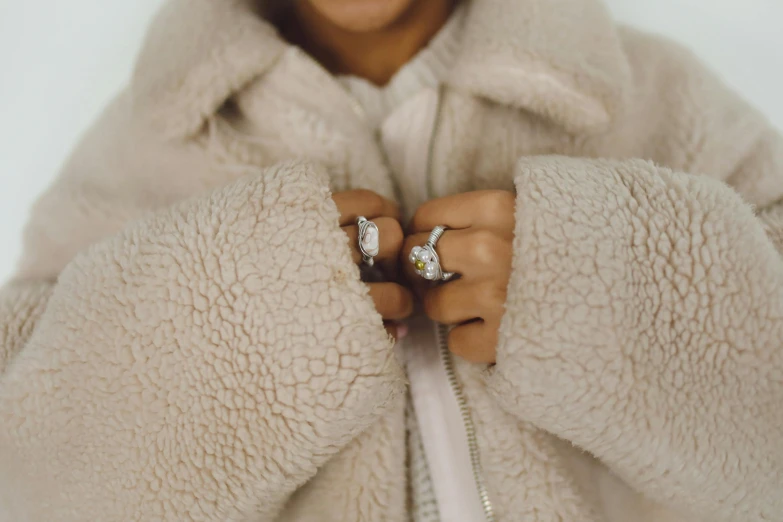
402, 190, 516, 363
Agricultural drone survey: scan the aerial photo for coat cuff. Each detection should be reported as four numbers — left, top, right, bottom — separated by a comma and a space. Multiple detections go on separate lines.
0, 160, 402, 521
487, 155, 783, 521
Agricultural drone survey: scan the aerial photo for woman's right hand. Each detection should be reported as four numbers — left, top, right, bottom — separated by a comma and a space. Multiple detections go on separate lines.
333, 190, 413, 339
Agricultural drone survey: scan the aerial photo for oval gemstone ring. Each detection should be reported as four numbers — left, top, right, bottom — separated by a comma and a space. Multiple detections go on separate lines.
409, 225, 455, 282
357, 216, 380, 267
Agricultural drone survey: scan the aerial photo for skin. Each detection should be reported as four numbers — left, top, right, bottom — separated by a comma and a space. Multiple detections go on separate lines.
335, 190, 413, 340
403, 191, 515, 364
338, 188, 515, 362
285, 0, 454, 85
299, 2, 512, 362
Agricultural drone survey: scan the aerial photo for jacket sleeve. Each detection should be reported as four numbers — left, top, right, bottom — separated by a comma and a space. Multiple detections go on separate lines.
487, 138, 783, 520
0, 161, 403, 522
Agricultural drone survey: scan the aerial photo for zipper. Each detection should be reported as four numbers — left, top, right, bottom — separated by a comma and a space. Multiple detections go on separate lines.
321, 63, 496, 520
427, 87, 496, 522
434, 323, 496, 522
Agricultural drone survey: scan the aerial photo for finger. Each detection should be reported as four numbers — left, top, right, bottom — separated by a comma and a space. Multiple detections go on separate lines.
385, 324, 397, 339
409, 190, 515, 234
368, 283, 414, 320
402, 228, 512, 283
343, 217, 404, 268
334, 190, 401, 226
448, 320, 498, 364
402, 229, 468, 282
422, 279, 505, 326
384, 321, 410, 341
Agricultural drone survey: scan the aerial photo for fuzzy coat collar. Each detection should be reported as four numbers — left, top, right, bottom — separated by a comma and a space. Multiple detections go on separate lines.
132, 0, 631, 138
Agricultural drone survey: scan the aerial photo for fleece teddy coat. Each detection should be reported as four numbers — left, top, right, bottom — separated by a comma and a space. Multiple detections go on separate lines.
2, 0, 783, 520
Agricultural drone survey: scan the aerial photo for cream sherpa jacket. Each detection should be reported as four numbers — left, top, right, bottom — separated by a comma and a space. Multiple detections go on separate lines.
1, 0, 782, 521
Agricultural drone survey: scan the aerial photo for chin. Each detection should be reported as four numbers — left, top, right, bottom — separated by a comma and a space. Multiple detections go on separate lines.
306, 0, 416, 32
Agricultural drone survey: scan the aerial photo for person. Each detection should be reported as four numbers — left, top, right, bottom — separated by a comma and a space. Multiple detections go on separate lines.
0, 0, 781, 520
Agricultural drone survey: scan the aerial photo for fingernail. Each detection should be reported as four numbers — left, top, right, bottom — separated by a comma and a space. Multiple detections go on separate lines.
396, 323, 409, 341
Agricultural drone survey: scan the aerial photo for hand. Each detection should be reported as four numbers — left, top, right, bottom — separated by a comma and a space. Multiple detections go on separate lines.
403, 191, 515, 363
334, 190, 413, 339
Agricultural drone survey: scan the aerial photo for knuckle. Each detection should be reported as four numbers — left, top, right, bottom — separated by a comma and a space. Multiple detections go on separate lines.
351, 189, 375, 200
470, 229, 504, 264
368, 194, 386, 215
410, 205, 429, 230
484, 190, 515, 210
480, 282, 507, 311
355, 190, 384, 215
480, 190, 515, 222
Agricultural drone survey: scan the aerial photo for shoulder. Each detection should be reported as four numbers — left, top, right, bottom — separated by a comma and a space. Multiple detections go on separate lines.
604, 25, 770, 176
17, 90, 213, 280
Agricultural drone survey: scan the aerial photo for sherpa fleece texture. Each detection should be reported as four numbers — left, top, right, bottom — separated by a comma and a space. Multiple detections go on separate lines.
1, 0, 782, 521
0, 164, 404, 521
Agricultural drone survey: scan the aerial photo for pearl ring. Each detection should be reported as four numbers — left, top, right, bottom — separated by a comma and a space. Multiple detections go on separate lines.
409, 225, 455, 282
357, 216, 380, 267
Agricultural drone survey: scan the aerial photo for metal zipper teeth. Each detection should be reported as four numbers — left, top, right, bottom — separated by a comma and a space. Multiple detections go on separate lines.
427, 87, 495, 522
343, 75, 495, 521
436, 324, 497, 522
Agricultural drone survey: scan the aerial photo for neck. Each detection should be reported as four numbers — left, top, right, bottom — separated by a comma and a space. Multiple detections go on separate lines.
284, 0, 454, 86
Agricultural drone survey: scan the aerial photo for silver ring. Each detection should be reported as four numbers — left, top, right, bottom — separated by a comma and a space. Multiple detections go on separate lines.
409, 225, 455, 281
357, 216, 380, 267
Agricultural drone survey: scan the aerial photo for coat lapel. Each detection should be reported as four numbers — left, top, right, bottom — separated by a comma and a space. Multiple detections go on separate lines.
131, 0, 287, 139
132, 0, 632, 140
127, 1, 632, 519
450, 0, 632, 134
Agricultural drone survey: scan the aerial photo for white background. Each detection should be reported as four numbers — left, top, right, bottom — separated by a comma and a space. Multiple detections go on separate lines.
1, 0, 782, 282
